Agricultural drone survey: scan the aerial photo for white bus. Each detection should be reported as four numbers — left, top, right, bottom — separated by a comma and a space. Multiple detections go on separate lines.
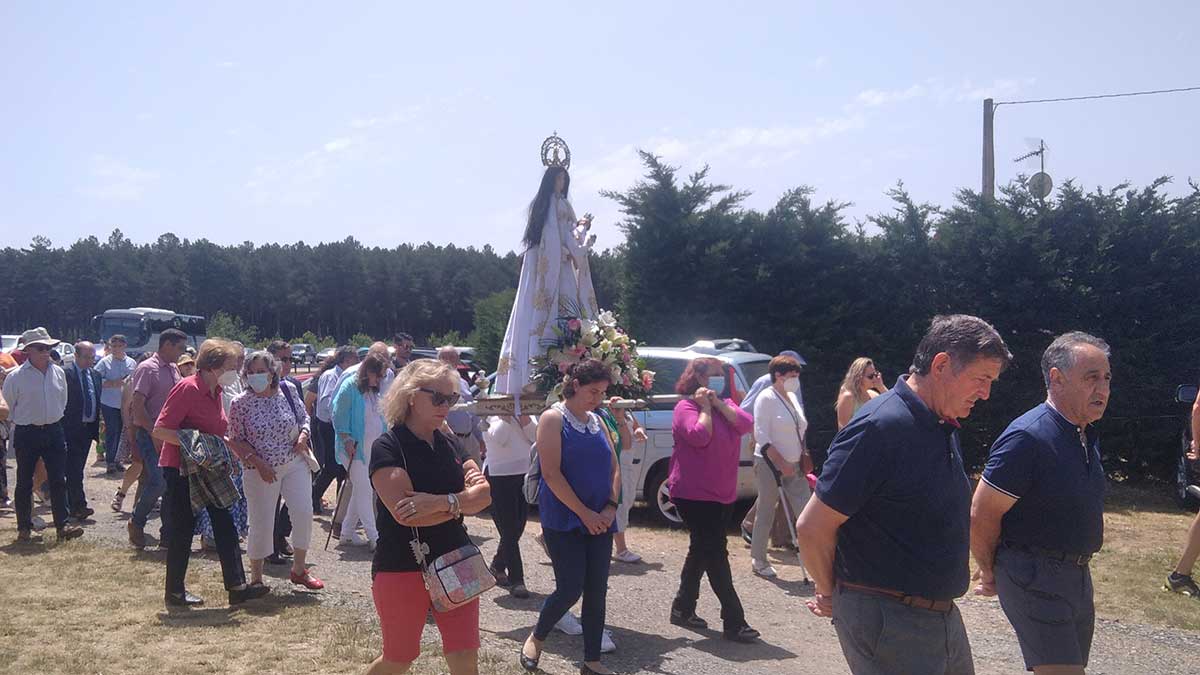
92, 307, 207, 358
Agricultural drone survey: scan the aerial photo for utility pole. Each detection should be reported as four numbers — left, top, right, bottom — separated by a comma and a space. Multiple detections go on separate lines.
982, 98, 995, 200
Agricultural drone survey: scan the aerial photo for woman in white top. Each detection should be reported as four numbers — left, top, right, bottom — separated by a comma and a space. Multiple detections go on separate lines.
484, 414, 537, 598
750, 355, 810, 578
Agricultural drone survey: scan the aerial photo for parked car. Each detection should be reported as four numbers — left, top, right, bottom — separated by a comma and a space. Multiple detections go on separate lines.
1175, 383, 1199, 508
1, 335, 20, 353
291, 343, 316, 365
316, 347, 336, 364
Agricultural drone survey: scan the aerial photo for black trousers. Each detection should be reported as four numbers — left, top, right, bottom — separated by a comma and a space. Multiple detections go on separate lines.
13, 423, 70, 531
163, 467, 245, 593
487, 472, 528, 585
672, 498, 747, 632
274, 497, 291, 552
311, 418, 344, 510
64, 429, 94, 514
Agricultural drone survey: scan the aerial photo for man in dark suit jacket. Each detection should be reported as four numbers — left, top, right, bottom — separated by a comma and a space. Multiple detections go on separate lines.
63, 341, 102, 519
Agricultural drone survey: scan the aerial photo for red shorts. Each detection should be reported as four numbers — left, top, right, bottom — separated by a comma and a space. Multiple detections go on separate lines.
372, 571, 480, 663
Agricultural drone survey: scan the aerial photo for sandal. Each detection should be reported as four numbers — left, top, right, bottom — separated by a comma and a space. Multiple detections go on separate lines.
290, 571, 325, 590
519, 637, 541, 672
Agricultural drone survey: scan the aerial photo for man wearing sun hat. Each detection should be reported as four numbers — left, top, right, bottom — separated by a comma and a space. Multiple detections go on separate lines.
0, 327, 84, 543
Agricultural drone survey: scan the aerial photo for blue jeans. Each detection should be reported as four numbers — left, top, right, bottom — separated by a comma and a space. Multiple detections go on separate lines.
130, 429, 168, 537
100, 404, 123, 467
534, 528, 613, 662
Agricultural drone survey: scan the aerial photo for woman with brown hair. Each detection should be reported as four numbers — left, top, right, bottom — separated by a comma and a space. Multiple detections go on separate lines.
152, 338, 268, 606
666, 357, 760, 643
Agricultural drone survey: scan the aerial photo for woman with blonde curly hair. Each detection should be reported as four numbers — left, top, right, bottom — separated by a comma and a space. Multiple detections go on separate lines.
835, 357, 888, 430
366, 359, 490, 675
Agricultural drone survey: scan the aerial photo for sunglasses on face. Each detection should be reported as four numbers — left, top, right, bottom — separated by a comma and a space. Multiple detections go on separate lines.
26, 344, 50, 353
418, 388, 460, 407
866, 372, 880, 380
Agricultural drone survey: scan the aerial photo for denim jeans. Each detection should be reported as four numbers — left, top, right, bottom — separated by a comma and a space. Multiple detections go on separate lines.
13, 423, 70, 531
130, 429, 168, 538
534, 528, 613, 662
100, 404, 123, 467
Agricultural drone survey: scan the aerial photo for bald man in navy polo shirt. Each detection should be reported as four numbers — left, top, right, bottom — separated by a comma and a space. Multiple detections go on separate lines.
796, 314, 1012, 675
971, 332, 1111, 674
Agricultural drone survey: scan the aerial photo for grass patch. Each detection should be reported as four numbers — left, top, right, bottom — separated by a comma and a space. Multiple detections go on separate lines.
0, 539, 523, 674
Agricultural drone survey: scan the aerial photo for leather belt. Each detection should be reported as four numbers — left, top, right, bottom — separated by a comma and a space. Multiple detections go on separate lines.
1002, 541, 1092, 566
838, 582, 954, 613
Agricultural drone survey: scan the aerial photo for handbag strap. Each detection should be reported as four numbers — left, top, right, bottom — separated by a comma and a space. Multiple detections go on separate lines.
393, 428, 465, 567
774, 389, 809, 457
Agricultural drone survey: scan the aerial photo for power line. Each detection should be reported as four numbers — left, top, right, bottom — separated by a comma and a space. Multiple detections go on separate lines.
995, 85, 1200, 107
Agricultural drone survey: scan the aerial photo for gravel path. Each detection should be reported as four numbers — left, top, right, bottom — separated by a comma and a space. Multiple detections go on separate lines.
5, 460, 1199, 674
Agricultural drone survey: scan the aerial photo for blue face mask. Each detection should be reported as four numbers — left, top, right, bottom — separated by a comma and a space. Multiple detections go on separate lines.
707, 376, 726, 394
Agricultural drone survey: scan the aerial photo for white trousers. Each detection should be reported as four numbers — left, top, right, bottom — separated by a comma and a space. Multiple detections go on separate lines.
341, 452, 378, 542
242, 454, 313, 560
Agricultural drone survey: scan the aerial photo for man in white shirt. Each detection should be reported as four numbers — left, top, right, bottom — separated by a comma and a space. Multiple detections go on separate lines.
1, 327, 84, 543
439, 346, 486, 464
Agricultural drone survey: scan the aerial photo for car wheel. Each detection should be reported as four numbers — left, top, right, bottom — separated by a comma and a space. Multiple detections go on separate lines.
1177, 432, 1199, 510
645, 464, 683, 527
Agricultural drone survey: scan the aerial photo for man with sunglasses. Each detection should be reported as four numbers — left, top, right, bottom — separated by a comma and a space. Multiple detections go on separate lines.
1, 327, 84, 543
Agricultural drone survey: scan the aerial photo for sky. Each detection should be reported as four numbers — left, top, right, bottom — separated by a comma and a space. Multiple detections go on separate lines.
2, 1, 1197, 255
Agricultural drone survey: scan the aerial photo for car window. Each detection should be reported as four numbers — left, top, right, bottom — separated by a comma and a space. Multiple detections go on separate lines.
737, 359, 771, 392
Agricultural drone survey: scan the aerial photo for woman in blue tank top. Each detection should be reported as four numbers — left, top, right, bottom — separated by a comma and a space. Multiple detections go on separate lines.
521, 359, 619, 675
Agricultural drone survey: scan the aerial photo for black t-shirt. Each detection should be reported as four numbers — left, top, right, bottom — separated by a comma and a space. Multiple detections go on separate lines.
369, 424, 471, 574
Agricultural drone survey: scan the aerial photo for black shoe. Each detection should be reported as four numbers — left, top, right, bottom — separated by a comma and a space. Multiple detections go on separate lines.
274, 537, 294, 557
166, 591, 205, 607
264, 552, 290, 566
492, 566, 511, 587
580, 665, 612, 675
1164, 572, 1200, 597
57, 525, 85, 540
229, 583, 271, 605
73, 507, 95, 520
511, 583, 530, 599
740, 523, 753, 546
723, 625, 761, 643
519, 645, 539, 672
17, 529, 43, 543
669, 609, 708, 630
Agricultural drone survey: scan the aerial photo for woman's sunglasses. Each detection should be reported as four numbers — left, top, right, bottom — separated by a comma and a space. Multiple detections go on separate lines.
866, 372, 880, 380
419, 388, 460, 407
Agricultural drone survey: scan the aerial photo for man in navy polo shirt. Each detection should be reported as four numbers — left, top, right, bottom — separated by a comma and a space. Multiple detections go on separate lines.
971, 332, 1110, 674
796, 314, 1012, 675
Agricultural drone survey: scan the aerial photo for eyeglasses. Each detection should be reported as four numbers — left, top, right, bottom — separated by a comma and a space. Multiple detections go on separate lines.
866, 372, 880, 380
419, 388, 460, 407
26, 344, 51, 353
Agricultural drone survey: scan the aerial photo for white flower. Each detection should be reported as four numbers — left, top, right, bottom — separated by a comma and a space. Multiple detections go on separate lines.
599, 339, 613, 353
598, 310, 616, 327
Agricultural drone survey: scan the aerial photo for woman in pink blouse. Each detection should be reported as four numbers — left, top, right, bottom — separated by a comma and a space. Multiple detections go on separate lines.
666, 357, 761, 643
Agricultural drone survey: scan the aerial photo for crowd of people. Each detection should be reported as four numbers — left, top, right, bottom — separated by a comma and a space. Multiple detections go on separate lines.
4, 317, 1200, 675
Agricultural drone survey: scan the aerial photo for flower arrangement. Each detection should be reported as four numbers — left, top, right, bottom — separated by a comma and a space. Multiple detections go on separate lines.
530, 309, 655, 405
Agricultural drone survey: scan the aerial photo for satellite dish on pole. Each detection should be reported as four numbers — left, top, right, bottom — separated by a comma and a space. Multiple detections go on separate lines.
1028, 172, 1053, 200
1014, 138, 1052, 200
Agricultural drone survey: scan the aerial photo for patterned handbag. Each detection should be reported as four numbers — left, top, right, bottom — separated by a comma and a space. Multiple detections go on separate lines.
397, 436, 496, 613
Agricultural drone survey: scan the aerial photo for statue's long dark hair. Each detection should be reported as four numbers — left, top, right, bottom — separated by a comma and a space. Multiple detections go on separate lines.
522, 166, 569, 250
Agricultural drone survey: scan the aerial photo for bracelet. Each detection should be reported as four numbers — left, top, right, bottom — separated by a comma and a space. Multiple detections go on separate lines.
447, 493, 462, 518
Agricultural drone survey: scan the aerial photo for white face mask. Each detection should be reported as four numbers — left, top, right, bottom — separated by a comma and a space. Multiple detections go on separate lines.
217, 370, 239, 387
247, 373, 271, 393
782, 377, 800, 394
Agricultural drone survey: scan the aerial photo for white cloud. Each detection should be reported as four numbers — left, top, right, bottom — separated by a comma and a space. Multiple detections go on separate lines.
810, 55, 829, 70
350, 105, 424, 130
218, 60, 238, 68
855, 84, 927, 107
79, 155, 159, 201
323, 137, 360, 153
953, 77, 1037, 102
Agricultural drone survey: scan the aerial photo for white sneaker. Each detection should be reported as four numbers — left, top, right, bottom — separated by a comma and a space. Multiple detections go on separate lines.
554, 612, 584, 635
752, 561, 777, 578
601, 629, 616, 654
339, 532, 368, 547
613, 549, 642, 564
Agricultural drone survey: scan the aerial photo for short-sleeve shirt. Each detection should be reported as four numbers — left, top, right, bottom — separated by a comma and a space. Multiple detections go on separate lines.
95, 354, 137, 409
154, 374, 228, 469
816, 376, 972, 601
981, 403, 1105, 555
369, 425, 471, 574
228, 389, 309, 468
131, 353, 181, 425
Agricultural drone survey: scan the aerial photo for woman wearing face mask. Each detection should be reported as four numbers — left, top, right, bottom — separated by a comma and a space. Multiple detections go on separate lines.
230, 351, 323, 591
666, 357, 760, 643
151, 339, 268, 606
749, 355, 810, 579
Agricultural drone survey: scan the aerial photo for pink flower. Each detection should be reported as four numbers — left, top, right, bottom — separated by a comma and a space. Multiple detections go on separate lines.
622, 352, 631, 363
567, 318, 582, 331
622, 374, 631, 386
